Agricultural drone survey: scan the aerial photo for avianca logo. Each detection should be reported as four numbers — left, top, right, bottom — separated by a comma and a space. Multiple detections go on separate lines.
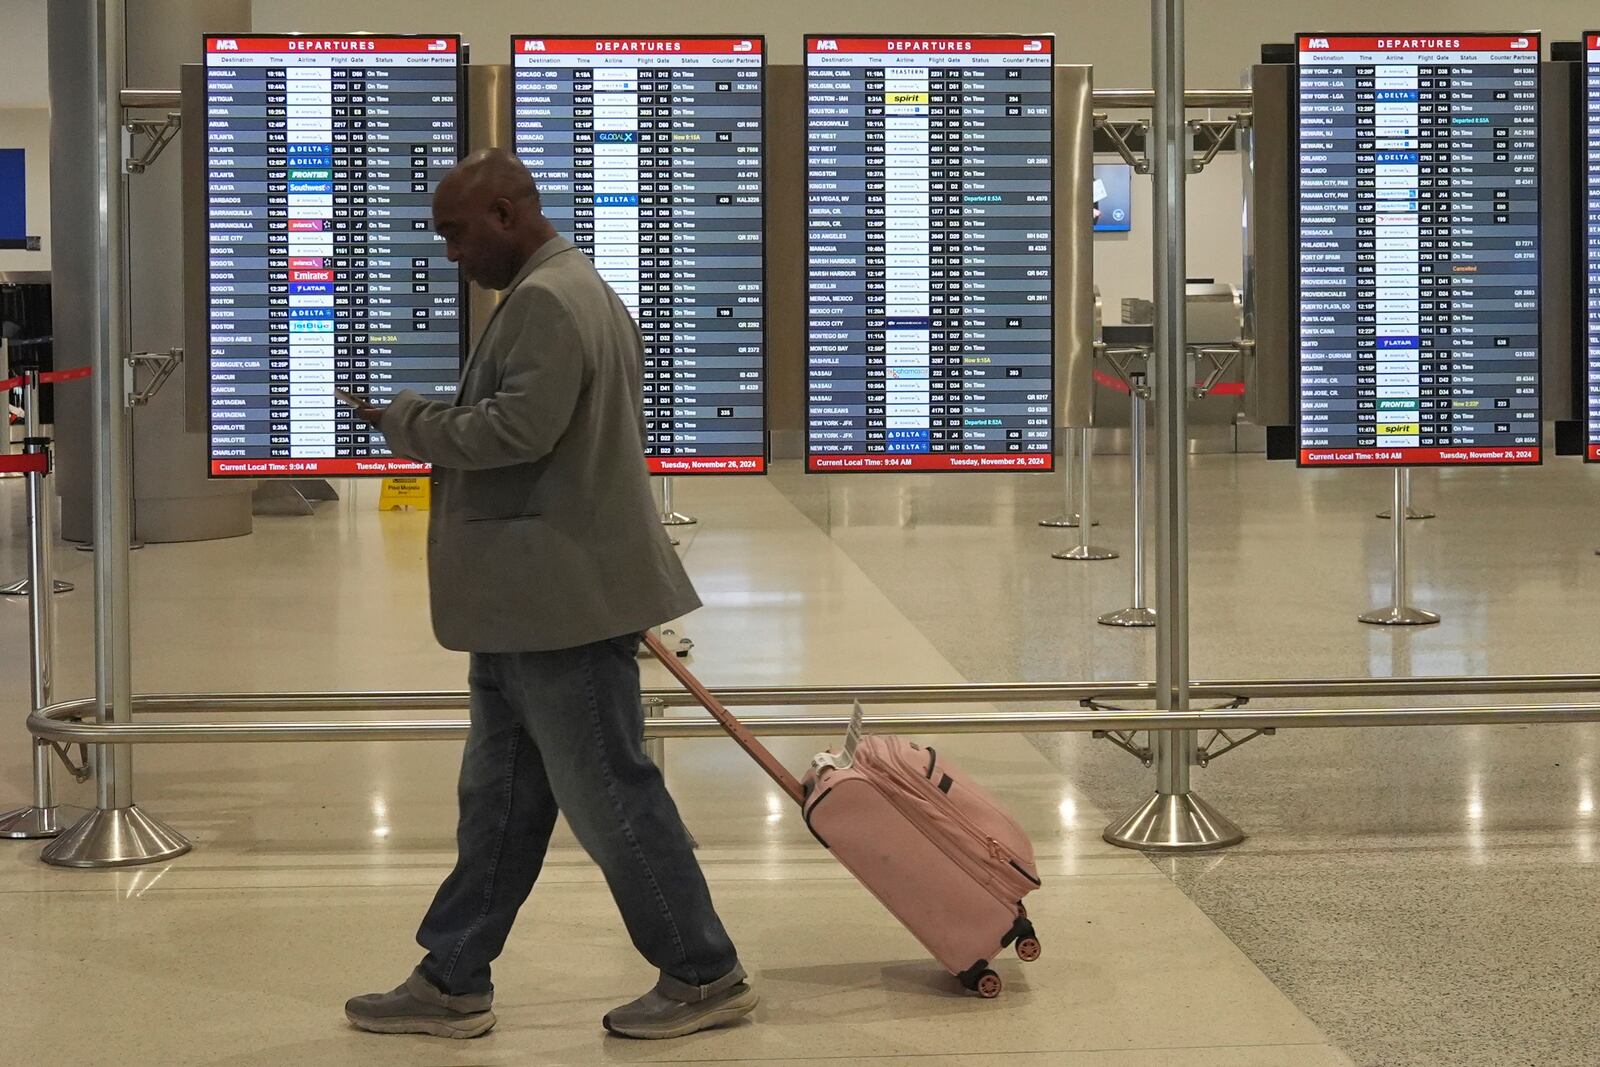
815, 39, 839, 51
214, 39, 239, 50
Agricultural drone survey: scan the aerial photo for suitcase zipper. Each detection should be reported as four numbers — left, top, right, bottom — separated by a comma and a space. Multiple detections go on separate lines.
856, 743, 1039, 897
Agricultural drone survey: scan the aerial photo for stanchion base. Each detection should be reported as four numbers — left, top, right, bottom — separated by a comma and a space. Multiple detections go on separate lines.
1103, 791, 1245, 852
0, 804, 87, 840
1038, 514, 1098, 528
659, 512, 697, 527
0, 578, 74, 596
1052, 545, 1118, 562
1098, 606, 1158, 628
1376, 507, 1434, 521
1357, 605, 1439, 626
39, 805, 191, 868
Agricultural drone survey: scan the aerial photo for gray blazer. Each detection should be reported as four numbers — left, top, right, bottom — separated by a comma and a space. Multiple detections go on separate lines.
380, 236, 701, 652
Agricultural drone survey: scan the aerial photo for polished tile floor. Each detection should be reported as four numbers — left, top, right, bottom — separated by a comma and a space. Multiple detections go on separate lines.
3, 451, 1596, 1065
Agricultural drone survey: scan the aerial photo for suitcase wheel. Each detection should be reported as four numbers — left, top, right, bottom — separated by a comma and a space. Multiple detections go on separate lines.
1016, 936, 1042, 963
975, 970, 1003, 999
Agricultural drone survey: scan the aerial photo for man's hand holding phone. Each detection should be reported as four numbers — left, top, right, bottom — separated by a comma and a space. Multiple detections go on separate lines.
335, 387, 388, 428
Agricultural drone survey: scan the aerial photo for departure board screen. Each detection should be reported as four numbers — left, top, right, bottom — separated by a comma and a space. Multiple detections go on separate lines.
1584, 34, 1600, 460
805, 35, 1055, 473
512, 36, 766, 475
1294, 33, 1541, 467
203, 34, 463, 478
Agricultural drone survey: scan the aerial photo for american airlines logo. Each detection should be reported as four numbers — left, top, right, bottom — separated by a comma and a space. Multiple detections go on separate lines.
815, 39, 839, 51
214, 38, 239, 50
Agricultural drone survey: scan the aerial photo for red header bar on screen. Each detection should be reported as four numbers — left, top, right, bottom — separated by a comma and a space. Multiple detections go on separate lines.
1589, 34, 1600, 50
1588, 443, 1600, 462
516, 38, 763, 56
648, 456, 765, 474
205, 36, 458, 55
211, 457, 430, 477
1300, 446, 1539, 466
1297, 34, 1537, 53
807, 37, 1052, 56
808, 453, 1053, 473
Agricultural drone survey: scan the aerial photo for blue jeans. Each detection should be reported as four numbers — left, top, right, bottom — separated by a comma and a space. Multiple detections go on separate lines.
416, 633, 739, 997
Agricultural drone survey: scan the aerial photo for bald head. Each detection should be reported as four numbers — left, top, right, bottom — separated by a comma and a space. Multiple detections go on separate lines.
432, 148, 557, 290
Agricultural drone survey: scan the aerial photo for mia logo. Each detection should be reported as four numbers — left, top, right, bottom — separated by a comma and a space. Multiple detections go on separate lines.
522, 40, 546, 52
214, 38, 239, 50
1308, 38, 1330, 49
427, 39, 449, 52
815, 39, 839, 51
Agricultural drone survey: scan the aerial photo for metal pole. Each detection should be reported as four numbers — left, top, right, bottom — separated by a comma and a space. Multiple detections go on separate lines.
0, 372, 84, 837
39, 698, 1600, 745
42, 0, 187, 868
1377, 467, 1435, 520
1053, 427, 1117, 561
1100, 374, 1156, 625
1360, 468, 1439, 626
659, 475, 696, 526
1040, 427, 1091, 527
1104, 0, 1242, 851
0, 368, 74, 597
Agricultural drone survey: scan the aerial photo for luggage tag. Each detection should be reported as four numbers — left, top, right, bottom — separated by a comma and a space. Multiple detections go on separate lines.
811, 700, 866, 775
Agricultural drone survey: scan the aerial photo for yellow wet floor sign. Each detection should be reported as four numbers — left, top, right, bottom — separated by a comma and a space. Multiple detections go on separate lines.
378, 476, 431, 511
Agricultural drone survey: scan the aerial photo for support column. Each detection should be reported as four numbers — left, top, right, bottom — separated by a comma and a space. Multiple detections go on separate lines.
41, 0, 189, 868
54, 0, 253, 545
1103, 0, 1243, 852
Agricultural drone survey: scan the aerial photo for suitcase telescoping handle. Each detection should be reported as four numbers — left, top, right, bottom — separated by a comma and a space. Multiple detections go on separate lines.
642, 631, 807, 805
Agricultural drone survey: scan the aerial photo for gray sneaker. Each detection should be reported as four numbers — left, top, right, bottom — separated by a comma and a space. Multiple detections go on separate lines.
603, 964, 759, 1040
345, 968, 497, 1039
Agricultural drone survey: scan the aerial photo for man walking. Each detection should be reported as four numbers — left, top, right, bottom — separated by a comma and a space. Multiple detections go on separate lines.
343, 148, 756, 1041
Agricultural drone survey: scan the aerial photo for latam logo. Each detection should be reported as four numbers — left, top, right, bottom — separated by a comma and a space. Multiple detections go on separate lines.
815, 39, 839, 51
214, 38, 239, 50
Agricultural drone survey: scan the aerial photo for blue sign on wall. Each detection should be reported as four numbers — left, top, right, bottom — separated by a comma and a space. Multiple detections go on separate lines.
0, 149, 24, 240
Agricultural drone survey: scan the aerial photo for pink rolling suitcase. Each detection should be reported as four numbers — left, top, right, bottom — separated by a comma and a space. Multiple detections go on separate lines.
645, 633, 1043, 998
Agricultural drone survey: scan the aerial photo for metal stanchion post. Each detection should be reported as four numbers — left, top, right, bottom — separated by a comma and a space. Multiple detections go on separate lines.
42, 0, 188, 867
1040, 429, 1094, 527
1104, 0, 1243, 851
1100, 372, 1156, 627
1360, 468, 1438, 626
1376, 470, 1434, 520
1053, 427, 1117, 561
0, 368, 75, 597
0, 374, 86, 838
659, 476, 696, 527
